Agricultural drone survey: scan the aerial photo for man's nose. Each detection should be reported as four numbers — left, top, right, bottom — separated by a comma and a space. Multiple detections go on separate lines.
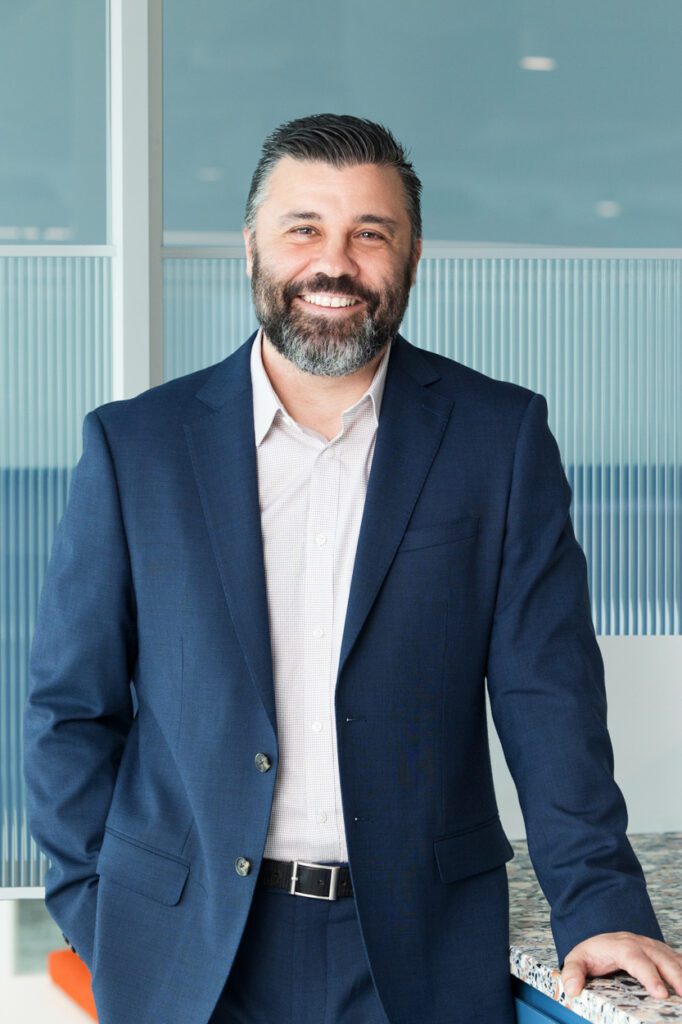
311, 236, 358, 279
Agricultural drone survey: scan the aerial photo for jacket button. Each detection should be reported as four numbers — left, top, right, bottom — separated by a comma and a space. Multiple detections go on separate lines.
235, 857, 252, 876
254, 752, 271, 772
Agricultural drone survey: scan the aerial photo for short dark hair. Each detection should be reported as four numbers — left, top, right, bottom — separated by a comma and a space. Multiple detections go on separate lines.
245, 113, 422, 248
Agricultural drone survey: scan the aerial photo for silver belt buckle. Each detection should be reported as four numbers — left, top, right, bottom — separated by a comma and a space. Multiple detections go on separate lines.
289, 860, 340, 900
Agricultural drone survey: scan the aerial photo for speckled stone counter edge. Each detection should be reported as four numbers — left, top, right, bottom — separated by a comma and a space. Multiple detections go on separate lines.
508, 833, 682, 1024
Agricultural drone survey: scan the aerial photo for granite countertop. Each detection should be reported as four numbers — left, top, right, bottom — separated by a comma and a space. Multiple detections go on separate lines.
508, 832, 682, 1024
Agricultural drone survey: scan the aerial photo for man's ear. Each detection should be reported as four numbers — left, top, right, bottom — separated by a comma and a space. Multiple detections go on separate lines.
410, 239, 423, 286
243, 228, 254, 278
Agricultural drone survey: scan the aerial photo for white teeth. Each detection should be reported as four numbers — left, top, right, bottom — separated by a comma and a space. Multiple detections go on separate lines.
301, 293, 359, 308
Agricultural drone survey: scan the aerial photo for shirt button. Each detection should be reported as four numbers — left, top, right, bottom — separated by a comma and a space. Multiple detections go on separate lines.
315, 533, 327, 546
311, 721, 323, 732
316, 811, 328, 823
235, 857, 251, 876
313, 627, 325, 638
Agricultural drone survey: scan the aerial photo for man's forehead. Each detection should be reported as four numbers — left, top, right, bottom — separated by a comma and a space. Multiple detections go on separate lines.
260, 156, 409, 218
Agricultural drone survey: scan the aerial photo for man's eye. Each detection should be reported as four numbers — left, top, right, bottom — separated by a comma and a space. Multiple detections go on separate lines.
358, 231, 383, 240
292, 226, 316, 236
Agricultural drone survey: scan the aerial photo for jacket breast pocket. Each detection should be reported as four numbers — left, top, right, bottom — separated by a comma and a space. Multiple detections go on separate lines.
398, 514, 478, 554
96, 827, 190, 906
433, 815, 514, 883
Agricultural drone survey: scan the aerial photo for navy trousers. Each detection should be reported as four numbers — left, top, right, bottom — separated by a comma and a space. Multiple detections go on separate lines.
209, 863, 390, 1024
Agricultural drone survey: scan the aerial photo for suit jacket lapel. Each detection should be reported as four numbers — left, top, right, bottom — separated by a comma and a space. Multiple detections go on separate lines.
183, 334, 278, 733
336, 339, 454, 684
183, 333, 455, 739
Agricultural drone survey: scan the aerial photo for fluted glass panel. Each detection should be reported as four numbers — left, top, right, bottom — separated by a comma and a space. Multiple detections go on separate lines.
406, 258, 681, 635
164, 258, 257, 379
1, 256, 111, 887
164, 256, 681, 636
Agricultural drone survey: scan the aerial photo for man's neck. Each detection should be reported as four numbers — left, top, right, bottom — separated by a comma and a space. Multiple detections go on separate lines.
260, 333, 386, 441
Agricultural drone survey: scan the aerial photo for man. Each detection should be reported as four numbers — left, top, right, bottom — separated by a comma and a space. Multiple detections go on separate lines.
24, 114, 681, 1024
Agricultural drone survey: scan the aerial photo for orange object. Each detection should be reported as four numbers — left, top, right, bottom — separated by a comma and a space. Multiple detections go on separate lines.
47, 949, 98, 1020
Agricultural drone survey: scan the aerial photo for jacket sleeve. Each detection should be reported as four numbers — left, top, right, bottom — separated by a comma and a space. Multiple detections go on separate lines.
485, 392, 663, 966
23, 409, 137, 971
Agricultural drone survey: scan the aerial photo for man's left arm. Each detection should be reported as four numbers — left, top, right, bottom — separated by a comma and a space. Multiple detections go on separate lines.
485, 392, 682, 999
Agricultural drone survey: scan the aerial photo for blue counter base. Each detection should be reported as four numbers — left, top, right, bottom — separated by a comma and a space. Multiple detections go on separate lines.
515, 979, 588, 1024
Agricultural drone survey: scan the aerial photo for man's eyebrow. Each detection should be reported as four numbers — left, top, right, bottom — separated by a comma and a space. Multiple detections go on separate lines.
278, 211, 322, 225
353, 214, 399, 235
277, 211, 399, 235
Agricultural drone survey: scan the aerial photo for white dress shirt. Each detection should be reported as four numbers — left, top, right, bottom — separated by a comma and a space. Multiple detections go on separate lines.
250, 328, 392, 864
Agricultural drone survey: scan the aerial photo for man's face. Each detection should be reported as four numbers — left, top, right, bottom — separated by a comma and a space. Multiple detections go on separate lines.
243, 157, 422, 376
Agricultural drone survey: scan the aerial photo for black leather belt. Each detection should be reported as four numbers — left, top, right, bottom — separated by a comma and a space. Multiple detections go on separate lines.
259, 858, 353, 899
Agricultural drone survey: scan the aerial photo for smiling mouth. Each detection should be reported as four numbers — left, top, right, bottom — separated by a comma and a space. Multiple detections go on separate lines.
298, 292, 363, 309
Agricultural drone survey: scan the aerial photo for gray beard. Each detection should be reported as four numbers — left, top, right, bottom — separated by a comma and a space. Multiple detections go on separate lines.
250, 246, 411, 378
266, 316, 393, 377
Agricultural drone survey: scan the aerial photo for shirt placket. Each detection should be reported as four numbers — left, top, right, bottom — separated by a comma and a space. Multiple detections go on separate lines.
302, 439, 341, 843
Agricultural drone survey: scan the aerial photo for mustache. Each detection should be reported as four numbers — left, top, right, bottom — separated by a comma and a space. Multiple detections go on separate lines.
282, 274, 380, 311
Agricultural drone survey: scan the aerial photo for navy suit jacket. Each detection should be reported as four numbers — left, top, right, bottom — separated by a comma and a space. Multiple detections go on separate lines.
24, 333, 663, 1024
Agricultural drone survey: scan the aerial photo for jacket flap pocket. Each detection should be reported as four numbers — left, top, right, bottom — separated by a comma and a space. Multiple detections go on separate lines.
434, 816, 514, 883
96, 828, 190, 906
399, 515, 478, 553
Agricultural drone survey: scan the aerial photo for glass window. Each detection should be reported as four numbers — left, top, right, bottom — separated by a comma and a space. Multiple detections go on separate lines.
163, 0, 682, 247
163, 1, 682, 633
0, 0, 111, 896
0, 0, 108, 244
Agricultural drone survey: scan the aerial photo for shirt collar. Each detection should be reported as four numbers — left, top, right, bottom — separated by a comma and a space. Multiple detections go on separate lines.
251, 326, 392, 447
